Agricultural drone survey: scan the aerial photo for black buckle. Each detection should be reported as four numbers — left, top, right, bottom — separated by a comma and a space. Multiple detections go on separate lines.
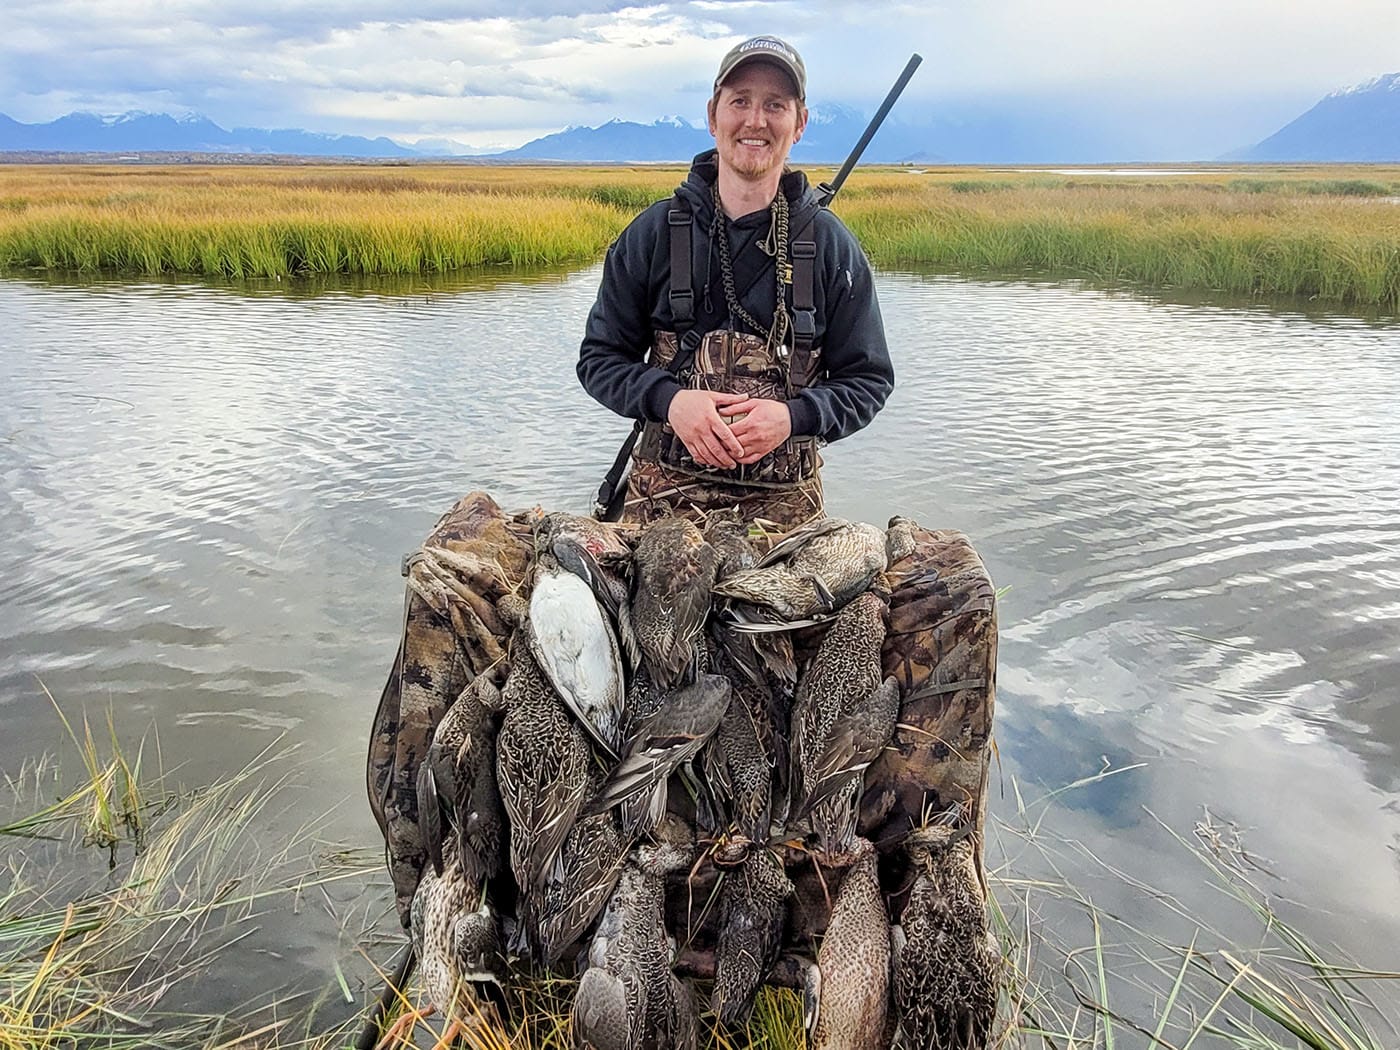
669, 287, 694, 322
793, 307, 816, 341
793, 240, 816, 260
668, 208, 690, 227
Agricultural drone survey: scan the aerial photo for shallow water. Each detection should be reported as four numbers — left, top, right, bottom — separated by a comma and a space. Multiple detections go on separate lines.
2, 266, 1398, 1032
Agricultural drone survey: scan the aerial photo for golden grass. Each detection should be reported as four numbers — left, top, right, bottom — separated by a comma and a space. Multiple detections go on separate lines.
838, 168, 1400, 310
0, 165, 673, 277
362, 967, 809, 1050
5, 708, 1397, 1048
1, 162, 1398, 306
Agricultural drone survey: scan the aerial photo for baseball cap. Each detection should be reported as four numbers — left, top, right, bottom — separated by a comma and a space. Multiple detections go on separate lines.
713, 36, 806, 101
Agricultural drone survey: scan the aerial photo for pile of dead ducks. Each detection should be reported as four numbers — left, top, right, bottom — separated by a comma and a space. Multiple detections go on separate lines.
397, 511, 1001, 1050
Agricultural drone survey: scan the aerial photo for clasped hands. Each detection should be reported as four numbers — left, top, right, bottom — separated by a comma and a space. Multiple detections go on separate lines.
667, 389, 791, 470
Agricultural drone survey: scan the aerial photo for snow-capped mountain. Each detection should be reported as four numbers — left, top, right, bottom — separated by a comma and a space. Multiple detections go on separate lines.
6, 75, 1397, 164
0, 110, 416, 157
1236, 72, 1400, 161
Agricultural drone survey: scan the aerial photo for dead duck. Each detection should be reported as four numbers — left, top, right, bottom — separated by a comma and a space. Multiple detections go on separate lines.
378, 842, 507, 1049
789, 592, 894, 857
891, 823, 1001, 1050
527, 549, 626, 758
806, 837, 890, 1050
488, 638, 593, 955
623, 517, 720, 690
701, 642, 781, 854
591, 673, 731, 840
571, 818, 698, 1050
535, 768, 629, 968
535, 512, 638, 666
416, 674, 503, 888
712, 846, 793, 1028
714, 517, 888, 626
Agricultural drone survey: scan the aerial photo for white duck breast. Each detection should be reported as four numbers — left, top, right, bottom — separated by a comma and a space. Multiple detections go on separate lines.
528, 559, 625, 758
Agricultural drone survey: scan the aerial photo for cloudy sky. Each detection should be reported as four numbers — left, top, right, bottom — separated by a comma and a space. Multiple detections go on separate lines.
3, 0, 1397, 155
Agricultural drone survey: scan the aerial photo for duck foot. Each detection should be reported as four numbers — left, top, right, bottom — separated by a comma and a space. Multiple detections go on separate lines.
374, 1002, 436, 1049
430, 1018, 462, 1050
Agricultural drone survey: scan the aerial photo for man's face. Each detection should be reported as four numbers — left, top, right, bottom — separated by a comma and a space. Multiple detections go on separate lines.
707, 61, 808, 184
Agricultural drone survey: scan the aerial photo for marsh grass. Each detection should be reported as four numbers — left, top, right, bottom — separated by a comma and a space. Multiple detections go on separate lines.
0, 166, 669, 277
0, 703, 384, 1050
987, 768, 1399, 1050
5, 708, 1395, 1049
2, 163, 1398, 306
836, 172, 1400, 311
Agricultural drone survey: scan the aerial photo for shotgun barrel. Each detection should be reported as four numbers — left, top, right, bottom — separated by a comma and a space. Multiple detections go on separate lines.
816, 53, 923, 207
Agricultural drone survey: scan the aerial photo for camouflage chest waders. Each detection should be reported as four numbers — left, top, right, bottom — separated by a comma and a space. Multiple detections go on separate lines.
619, 189, 825, 530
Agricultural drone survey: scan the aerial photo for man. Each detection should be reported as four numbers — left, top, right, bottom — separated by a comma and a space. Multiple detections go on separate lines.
578, 35, 894, 528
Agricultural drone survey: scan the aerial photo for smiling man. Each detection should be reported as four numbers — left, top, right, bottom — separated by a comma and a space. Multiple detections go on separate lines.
578, 35, 894, 527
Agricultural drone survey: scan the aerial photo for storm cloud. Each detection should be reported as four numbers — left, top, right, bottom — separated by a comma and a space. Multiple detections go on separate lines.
3, 0, 1396, 153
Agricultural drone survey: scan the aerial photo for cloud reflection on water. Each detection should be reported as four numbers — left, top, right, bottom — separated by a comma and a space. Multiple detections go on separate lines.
1, 266, 1397, 1025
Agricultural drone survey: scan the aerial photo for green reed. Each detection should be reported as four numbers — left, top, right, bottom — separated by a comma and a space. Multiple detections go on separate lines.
2, 164, 1397, 307
838, 186, 1400, 310
4, 705, 1394, 1048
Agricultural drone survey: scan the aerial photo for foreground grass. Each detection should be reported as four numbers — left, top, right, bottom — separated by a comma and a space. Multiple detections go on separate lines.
1, 163, 1398, 307
989, 767, 1400, 1050
0, 715, 375, 1050
5, 714, 1396, 1049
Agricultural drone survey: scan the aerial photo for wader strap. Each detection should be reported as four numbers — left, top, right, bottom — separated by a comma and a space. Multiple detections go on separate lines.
594, 421, 642, 520
790, 212, 818, 392
667, 194, 707, 370
596, 195, 700, 520
668, 197, 694, 328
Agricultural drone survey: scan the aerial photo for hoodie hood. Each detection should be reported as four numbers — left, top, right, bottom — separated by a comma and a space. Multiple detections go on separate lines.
676, 149, 821, 231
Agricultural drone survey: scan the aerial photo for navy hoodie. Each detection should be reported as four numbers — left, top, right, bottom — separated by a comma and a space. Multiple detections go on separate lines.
576, 151, 893, 443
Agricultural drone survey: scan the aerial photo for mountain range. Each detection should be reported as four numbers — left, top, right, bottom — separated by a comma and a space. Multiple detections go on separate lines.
2, 74, 1397, 163
1234, 72, 1400, 162
0, 111, 417, 158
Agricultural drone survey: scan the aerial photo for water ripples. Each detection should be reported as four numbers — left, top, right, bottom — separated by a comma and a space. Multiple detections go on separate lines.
3, 268, 1399, 997
884, 282, 1396, 779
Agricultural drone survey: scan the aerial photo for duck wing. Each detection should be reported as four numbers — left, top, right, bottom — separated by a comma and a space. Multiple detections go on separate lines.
573, 966, 632, 1050
416, 755, 446, 877
537, 806, 629, 967
754, 517, 849, 569
794, 677, 900, 822
592, 674, 731, 828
